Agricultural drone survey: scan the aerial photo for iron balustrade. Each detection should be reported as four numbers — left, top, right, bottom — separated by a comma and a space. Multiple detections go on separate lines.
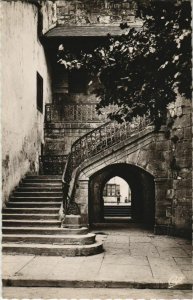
62, 116, 152, 215
45, 103, 107, 123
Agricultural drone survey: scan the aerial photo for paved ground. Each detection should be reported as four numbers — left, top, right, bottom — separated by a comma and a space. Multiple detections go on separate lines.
2, 227, 192, 291
3, 287, 193, 299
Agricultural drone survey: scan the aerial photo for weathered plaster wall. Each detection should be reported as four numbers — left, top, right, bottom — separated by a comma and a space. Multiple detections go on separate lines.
2, 0, 52, 206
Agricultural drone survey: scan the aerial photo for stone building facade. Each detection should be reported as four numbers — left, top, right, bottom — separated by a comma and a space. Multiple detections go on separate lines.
2, 0, 56, 206
1, 0, 192, 238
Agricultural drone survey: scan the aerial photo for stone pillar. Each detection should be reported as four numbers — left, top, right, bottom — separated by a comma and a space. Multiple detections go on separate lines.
74, 179, 89, 226
154, 178, 173, 235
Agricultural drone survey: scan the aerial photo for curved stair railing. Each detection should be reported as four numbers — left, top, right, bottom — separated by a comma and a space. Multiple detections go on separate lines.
61, 116, 152, 217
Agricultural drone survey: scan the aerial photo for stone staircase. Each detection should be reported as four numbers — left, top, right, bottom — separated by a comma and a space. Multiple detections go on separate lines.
2, 175, 103, 256
104, 205, 132, 218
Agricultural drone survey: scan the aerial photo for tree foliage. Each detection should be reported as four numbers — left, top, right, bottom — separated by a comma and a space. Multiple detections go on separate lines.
57, 0, 191, 126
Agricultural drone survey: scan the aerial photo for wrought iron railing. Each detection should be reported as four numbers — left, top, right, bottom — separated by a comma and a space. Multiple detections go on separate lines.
45, 103, 106, 123
61, 116, 152, 215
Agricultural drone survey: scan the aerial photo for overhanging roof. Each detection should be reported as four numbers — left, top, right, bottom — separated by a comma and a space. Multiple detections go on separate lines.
45, 25, 141, 38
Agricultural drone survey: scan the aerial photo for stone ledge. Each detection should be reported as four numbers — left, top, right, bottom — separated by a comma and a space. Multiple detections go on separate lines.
45, 25, 142, 38
2, 279, 192, 290
2, 241, 103, 256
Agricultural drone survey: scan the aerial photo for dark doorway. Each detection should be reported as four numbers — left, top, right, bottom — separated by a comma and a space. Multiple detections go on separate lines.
89, 163, 155, 227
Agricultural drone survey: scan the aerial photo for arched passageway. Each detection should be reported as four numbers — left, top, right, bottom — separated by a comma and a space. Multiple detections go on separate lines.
89, 163, 155, 227
103, 176, 132, 220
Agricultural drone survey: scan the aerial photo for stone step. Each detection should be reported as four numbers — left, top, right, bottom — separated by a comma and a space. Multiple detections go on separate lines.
2, 233, 95, 245
104, 207, 132, 217
25, 175, 62, 179
104, 211, 131, 215
2, 241, 103, 256
13, 192, 63, 197
104, 211, 131, 216
2, 220, 61, 227
7, 202, 61, 208
104, 206, 132, 209
10, 197, 62, 202
2, 214, 59, 220
2, 227, 89, 235
2, 208, 59, 214
22, 179, 62, 183
16, 187, 62, 192
20, 183, 62, 187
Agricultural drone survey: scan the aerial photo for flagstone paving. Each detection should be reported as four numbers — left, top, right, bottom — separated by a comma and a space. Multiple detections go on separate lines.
2, 227, 192, 289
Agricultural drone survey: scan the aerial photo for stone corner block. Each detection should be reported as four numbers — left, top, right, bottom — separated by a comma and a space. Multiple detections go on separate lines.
65, 214, 81, 226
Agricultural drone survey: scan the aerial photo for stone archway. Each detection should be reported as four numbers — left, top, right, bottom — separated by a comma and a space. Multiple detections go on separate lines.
88, 163, 155, 227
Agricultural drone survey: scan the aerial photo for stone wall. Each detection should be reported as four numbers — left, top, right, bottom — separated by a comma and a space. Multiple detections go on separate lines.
45, 61, 111, 157
44, 122, 104, 156
73, 119, 191, 237
49, 42, 191, 236
166, 95, 192, 235
41, 0, 57, 33
56, 0, 138, 26
75, 127, 167, 225
2, 0, 52, 206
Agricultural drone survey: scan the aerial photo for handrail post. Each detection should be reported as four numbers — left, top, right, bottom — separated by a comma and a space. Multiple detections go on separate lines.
62, 181, 69, 215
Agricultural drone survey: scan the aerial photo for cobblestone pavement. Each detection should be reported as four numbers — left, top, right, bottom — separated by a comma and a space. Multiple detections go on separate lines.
2, 287, 193, 299
2, 228, 192, 289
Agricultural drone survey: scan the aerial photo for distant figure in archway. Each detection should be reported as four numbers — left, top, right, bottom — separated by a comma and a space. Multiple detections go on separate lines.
125, 197, 128, 203
117, 192, 120, 205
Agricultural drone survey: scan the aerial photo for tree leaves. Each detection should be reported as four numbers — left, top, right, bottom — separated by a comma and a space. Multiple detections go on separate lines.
57, 0, 191, 125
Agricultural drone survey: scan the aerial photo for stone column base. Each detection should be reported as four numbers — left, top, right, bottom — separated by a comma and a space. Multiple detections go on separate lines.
64, 215, 81, 228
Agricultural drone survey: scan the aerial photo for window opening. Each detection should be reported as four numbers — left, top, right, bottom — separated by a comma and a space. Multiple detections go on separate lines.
37, 72, 43, 113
